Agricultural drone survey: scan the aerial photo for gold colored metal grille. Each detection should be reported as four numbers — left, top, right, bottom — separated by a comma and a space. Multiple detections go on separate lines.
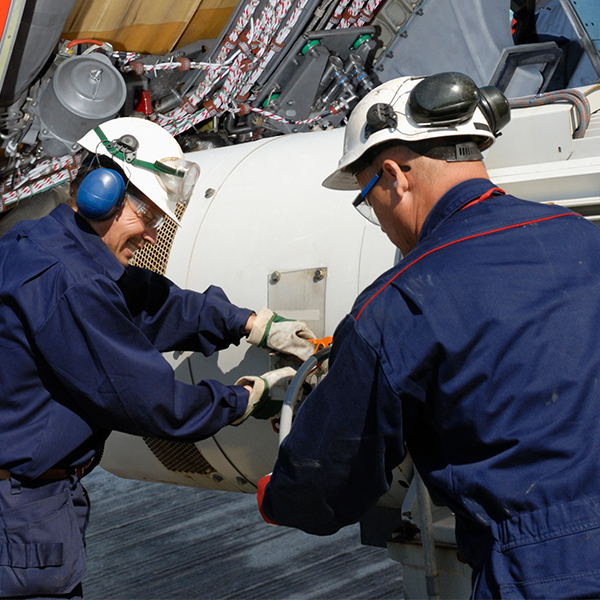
143, 438, 216, 475
129, 202, 187, 275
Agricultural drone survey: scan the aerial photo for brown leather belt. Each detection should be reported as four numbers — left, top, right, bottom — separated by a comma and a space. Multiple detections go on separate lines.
38, 467, 88, 480
0, 467, 87, 481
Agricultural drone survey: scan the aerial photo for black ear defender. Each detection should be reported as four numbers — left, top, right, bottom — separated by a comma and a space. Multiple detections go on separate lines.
76, 168, 127, 221
408, 72, 481, 126
477, 85, 511, 136
407, 72, 511, 135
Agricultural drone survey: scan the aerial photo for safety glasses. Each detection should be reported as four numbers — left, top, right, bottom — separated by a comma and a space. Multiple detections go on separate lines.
352, 168, 383, 226
127, 194, 165, 230
352, 164, 411, 226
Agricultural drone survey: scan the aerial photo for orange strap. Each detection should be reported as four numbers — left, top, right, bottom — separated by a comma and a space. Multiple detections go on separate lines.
307, 336, 333, 353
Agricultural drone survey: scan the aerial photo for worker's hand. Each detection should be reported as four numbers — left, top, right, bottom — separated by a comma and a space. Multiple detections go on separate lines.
257, 473, 277, 525
247, 307, 316, 362
233, 366, 296, 424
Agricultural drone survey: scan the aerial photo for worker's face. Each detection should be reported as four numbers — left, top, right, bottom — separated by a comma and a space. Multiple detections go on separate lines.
100, 197, 162, 266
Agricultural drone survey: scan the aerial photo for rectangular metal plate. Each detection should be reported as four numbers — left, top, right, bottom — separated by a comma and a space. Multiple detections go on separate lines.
267, 267, 327, 338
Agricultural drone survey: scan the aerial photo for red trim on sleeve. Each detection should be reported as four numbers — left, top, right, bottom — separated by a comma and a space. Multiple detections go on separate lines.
257, 474, 277, 525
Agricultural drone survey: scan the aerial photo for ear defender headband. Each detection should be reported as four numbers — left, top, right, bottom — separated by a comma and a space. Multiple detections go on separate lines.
76, 168, 127, 221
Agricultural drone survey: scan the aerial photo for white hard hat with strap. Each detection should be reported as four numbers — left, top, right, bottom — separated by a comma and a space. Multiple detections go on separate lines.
323, 72, 510, 191
78, 117, 200, 224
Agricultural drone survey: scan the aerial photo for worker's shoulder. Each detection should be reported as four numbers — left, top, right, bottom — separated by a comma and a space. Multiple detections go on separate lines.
471, 194, 600, 256
425, 192, 595, 262
0, 214, 62, 281
350, 197, 593, 317
348, 262, 421, 337
0, 208, 110, 299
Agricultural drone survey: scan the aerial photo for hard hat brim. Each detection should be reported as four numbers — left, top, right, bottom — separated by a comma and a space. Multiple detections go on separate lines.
322, 169, 360, 191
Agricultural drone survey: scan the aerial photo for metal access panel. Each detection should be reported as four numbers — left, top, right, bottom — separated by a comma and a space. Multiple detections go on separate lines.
267, 267, 327, 338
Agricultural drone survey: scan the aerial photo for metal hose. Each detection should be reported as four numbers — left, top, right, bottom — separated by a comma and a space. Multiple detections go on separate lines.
509, 88, 591, 138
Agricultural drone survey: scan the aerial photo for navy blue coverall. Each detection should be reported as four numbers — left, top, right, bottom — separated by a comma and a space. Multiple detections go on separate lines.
0, 203, 252, 596
262, 178, 600, 599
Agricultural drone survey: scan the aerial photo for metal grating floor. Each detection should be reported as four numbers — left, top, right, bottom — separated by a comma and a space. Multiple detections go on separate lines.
82, 467, 404, 599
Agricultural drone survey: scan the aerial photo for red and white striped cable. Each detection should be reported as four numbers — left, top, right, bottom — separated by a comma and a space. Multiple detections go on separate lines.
241, 0, 311, 101
1, 155, 81, 210
160, 0, 297, 134
338, 0, 366, 28
159, 0, 263, 127
354, 0, 384, 26
3, 169, 71, 209
325, 0, 351, 29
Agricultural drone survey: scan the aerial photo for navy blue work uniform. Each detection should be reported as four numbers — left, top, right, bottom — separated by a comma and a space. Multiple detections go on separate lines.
262, 179, 600, 599
0, 203, 252, 597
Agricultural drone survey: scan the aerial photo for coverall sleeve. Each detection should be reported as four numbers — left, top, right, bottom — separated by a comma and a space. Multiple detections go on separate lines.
117, 265, 253, 355
34, 274, 249, 440
261, 316, 408, 535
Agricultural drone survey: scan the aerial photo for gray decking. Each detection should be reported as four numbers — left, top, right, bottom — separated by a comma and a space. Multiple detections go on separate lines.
82, 468, 404, 599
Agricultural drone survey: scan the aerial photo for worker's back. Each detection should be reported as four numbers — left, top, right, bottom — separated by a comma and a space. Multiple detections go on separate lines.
359, 182, 600, 598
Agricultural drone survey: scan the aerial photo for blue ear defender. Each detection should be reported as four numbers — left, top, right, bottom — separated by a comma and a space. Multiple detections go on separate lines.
76, 168, 126, 220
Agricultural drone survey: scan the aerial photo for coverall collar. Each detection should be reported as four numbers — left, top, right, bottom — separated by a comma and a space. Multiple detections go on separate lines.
49, 203, 126, 280
419, 178, 499, 243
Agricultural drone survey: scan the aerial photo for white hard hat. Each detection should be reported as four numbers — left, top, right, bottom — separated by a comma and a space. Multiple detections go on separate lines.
78, 117, 200, 223
323, 72, 508, 191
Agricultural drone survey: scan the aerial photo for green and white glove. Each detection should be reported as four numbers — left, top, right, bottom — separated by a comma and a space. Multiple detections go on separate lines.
247, 306, 316, 362
233, 366, 297, 424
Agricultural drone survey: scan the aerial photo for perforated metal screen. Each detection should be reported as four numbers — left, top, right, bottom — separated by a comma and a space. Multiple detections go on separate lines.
129, 202, 186, 274
142, 437, 216, 475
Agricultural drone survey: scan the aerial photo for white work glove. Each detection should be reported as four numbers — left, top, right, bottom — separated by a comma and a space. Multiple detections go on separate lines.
233, 366, 297, 424
247, 306, 316, 362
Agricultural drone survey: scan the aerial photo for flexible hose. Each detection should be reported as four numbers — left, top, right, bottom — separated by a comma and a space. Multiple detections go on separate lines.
509, 89, 591, 139
66, 38, 105, 49
279, 345, 331, 446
